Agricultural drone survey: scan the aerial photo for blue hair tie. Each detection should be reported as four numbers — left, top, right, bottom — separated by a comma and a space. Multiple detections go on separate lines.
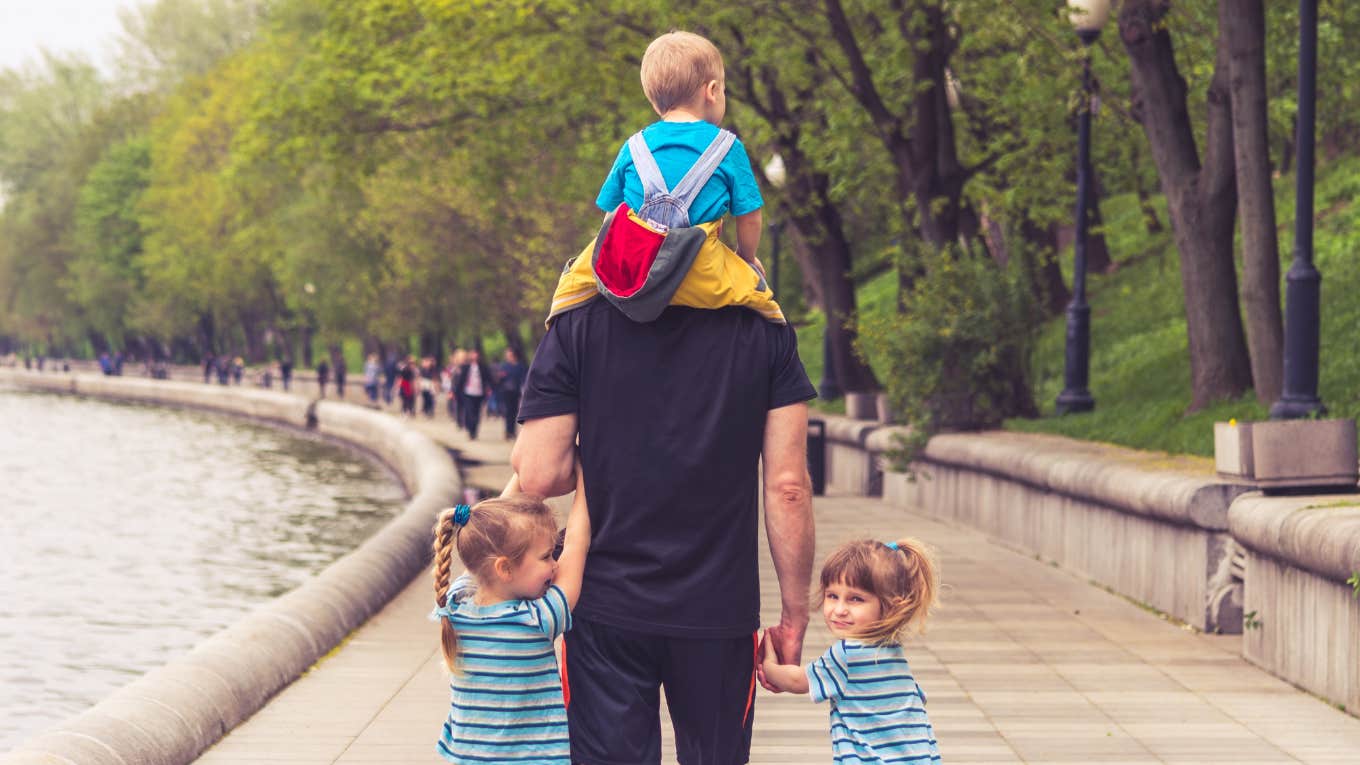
452, 504, 471, 527
884, 541, 899, 551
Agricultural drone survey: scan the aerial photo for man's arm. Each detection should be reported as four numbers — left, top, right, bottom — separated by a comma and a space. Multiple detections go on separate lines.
510, 413, 578, 497
759, 401, 814, 692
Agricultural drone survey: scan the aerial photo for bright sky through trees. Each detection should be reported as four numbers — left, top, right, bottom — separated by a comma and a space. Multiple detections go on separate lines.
0, 0, 131, 72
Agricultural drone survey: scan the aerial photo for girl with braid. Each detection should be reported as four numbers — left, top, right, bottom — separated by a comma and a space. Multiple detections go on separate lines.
761, 538, 943, 764
430, 469, 590, 764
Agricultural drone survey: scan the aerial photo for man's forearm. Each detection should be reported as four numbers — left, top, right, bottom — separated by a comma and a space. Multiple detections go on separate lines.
764, 470, 815, 623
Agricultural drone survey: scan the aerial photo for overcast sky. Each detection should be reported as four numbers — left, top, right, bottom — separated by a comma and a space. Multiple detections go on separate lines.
1, 1, 134, 73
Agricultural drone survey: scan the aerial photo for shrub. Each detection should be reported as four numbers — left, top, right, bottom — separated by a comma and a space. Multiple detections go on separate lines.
857, 242, 1040, 463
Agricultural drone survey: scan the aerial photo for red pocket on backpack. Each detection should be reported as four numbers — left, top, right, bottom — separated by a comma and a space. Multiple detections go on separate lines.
594, 204, 665, 298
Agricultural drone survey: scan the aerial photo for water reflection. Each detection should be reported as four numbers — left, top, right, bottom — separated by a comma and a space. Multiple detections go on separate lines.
0, 386, 405, 749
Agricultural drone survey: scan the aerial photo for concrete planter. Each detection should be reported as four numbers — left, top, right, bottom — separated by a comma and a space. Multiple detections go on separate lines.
1217, 418, 1358, 490
845, 391, 879, 421
1214, 420, 1255, 479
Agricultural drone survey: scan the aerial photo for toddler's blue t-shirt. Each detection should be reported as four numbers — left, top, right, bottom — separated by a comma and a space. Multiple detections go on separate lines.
596, 120, 764, 225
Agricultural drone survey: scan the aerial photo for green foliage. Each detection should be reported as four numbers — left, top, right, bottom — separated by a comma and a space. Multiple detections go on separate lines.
857, 243, 1037, 453
1348, 572, 1359, 600
1243, 610, 1262, 631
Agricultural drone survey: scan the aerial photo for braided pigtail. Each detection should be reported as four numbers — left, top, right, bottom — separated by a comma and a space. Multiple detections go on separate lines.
432, 508, 461, 672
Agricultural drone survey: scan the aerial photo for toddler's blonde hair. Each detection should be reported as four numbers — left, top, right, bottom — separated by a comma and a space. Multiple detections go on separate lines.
432, 495, 557, 671
819, 538, 940, 645
640, 31, 725, 114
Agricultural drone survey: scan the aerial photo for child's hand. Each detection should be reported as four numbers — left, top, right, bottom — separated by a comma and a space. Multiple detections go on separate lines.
759, 626, 809, 694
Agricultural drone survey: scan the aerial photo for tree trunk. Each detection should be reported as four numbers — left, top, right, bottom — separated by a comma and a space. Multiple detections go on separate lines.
197, 312, 215, 358
1225, 0, 1284, 405
501, 324, 526, 363
1021, 219, 1070, 317
1120, 0, 1252, 409
732, 53, 880, 393
786, 170, 880, 393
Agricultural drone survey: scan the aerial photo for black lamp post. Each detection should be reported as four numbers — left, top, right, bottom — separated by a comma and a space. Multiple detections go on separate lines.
769, 220, 784, 297
763, 153, 787, 297
1055, 0, 1110, 415
1270, 0, 1325, 420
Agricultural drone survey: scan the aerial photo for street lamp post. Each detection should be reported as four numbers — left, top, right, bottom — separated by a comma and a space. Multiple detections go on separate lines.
1056, 0, 1110, 415
1270, 0, 1325, 420
763, 154, 788, 297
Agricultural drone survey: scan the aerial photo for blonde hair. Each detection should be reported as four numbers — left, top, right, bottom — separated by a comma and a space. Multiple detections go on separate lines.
432, 495, 557, 671
640, 31, 725, 114
819, 538, 940, 645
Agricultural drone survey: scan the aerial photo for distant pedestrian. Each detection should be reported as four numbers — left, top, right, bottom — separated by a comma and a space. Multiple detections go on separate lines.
363, 353, 381, 403
496, 349, 527, 439
202, 353, 215, 383
280, 358, 293, 391
449, 349, 468, 428
316, 359, 330, 398
332, 351, 347, 398
383, 351, 399, 405
455, 349, 493, 440
398, 358, 417, 415
232, 357, 244, 385
420, 357, 437, 418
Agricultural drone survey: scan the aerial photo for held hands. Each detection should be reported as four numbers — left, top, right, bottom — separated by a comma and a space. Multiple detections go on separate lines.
758, 626, 809, 695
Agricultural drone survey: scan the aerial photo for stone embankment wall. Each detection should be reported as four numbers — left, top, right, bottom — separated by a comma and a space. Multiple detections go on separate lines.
0, 369, 461, 765
1230, 494, 1360, 713
819, 414, 1359, 715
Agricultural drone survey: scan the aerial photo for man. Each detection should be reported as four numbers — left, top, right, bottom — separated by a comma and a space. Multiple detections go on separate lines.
496, 348, 528, 439
454, 349, 493, 440
513, 301, 816, 765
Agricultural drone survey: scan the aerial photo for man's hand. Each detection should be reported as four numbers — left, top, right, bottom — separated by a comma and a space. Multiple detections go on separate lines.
757, 617, 809, 692
758, 626, 810, 695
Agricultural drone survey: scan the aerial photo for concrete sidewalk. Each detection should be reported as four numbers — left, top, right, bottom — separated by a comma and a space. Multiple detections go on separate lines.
195, 417, 1360, 764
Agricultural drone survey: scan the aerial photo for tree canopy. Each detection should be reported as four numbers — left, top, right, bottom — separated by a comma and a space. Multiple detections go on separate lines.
2, 0, 1358, 426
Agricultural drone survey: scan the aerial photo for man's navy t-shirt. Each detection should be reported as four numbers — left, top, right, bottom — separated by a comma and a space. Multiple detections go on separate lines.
518, 301, 816, 638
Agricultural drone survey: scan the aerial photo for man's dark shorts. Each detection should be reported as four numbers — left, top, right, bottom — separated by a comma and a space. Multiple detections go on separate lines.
564, 617, 757, 765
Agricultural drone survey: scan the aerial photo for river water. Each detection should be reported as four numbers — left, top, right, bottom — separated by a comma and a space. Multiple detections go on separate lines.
0, 386, 407, 750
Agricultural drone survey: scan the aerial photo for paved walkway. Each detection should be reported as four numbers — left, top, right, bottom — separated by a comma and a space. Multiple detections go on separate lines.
192, 413, 1360, 764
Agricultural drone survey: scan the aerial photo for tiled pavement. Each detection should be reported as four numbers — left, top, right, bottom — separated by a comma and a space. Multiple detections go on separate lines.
194, 413, 1360, 764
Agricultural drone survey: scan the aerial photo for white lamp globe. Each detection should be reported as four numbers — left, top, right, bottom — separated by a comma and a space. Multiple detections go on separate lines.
764, 154, 787, 189
1068, 0, 1112, 33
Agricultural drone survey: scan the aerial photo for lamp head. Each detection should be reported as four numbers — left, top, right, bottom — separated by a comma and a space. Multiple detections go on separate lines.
764, 153, 787, 189
1068, 0, 1111, 38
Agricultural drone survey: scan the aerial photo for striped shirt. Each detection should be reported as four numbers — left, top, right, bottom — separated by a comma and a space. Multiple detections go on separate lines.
436, 585, 572, 764
806, 640, 941, 764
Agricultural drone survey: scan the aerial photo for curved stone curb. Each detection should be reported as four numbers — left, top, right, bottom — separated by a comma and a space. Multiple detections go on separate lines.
1229, 492, 1360, 584
0, 370, 460, 765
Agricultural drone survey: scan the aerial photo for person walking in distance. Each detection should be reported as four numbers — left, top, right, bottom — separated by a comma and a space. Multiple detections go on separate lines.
496, 348, 527, 439
455, 349, 493, 440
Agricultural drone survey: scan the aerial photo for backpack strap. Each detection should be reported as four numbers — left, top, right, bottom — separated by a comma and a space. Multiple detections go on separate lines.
668, 129, 736, 209
627, 132, 671, 200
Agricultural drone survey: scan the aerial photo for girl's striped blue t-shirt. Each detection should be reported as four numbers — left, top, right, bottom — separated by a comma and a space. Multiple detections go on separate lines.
806, 639, 942, 764
436, 585, 572, 764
